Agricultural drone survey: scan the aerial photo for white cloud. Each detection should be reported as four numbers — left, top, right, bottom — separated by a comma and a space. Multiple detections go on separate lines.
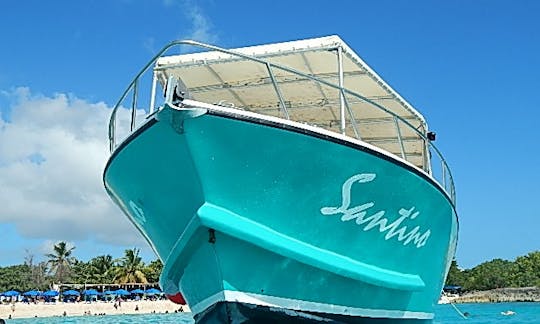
0, 88, 147, 247
143, 37, 157, 54
164, 0, 219, 44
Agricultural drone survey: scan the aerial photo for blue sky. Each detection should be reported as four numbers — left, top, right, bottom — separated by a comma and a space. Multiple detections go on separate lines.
0, 0, 538, 269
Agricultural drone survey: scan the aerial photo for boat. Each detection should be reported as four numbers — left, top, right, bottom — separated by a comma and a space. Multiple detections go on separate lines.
103, 35, 458, 323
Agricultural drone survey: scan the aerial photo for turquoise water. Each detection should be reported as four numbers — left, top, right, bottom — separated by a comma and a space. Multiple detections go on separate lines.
434, 302, 539, 323
5, 303, 539, 323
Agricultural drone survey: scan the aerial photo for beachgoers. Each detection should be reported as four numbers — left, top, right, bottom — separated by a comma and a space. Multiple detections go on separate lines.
0, 299, 188, 319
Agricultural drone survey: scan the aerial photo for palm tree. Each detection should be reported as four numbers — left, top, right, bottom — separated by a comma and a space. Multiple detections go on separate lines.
143, 259, 163, 283
46, 241, 75, 283
113, 248, 148, 283
89, 255, 115, 283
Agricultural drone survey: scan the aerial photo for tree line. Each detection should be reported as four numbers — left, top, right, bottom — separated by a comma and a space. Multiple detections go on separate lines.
445, 250, 540, 291
3, 243, 539, 293
0, 242, 162, 292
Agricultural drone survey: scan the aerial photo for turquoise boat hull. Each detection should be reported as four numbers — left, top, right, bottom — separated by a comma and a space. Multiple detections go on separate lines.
104, 104, 458, 323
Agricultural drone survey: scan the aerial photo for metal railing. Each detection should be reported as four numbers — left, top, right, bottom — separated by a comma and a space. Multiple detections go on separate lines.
108, 40, 456, 204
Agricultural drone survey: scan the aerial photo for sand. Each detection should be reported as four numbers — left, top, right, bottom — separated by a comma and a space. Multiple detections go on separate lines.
0, 299, 191, 320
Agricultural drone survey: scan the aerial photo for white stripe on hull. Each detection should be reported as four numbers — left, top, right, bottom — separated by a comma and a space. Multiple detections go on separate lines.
190, 290, 434, 320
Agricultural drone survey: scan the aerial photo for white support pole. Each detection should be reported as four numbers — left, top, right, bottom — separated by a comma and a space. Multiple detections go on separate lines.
149, 72, 158, 114
337, 46, 346, 135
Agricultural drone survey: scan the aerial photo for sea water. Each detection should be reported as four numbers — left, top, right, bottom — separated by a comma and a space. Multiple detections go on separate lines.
5, 303, 539, 323
434, 302, 539, 323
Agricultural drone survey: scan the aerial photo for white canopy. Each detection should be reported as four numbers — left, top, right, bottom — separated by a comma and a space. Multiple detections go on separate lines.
154, 36, 429, 169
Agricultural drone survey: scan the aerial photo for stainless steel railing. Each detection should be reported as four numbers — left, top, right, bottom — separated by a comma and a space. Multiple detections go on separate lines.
108, 40, 456, 204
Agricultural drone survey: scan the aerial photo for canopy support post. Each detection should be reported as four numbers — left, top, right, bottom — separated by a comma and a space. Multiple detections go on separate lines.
424, 139, 432, 175
150, 72, 157, 114
342, 89, 361, 139
393, 116, 406, 160
338, 46, 346, 135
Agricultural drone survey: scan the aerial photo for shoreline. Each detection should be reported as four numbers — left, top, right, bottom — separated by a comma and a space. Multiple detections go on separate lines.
451, 287, 540, 304
0, 300, 191, 320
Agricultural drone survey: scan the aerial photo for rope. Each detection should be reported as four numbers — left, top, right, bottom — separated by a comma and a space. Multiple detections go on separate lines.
450, 302, 468, 319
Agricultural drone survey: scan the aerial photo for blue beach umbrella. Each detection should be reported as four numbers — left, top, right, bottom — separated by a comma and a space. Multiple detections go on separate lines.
130, 289, 145, 294
145, 288, 162, 295
103, 290, 116, 295
23, 290, 40, 297
3, 290, 20, 297
43, 290, 59, 297
62, 289, 80, 296
83, 289, 98, 296
114, 289, 130, 296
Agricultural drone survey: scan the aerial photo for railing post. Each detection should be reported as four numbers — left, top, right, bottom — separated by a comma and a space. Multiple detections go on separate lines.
131, 80, 138, 131
109, 119, 115, 152
337, 46, 346, 135
441, 161, 447, 189
265, 63, 290, 119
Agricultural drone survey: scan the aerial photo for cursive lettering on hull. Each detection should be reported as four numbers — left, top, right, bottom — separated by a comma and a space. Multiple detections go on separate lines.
321, 173, 431, 248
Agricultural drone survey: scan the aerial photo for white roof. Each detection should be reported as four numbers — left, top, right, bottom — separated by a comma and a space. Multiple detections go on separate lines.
154, 35, 429, 169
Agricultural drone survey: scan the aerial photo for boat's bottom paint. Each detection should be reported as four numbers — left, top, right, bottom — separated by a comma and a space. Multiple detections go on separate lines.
190, 290, 434, 321
195, 301, 432, 323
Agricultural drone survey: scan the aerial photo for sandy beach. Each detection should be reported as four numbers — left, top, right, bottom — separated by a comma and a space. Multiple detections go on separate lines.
0, 300, 191, 320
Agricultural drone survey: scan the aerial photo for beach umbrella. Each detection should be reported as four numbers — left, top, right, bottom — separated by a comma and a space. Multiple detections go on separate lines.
3, 290, 20, 297
145, 288, 162, 295
23, 290, 40, 297
103, 290, 116, 295
114, 289, 130, 296
62, 289, 80, 296
83, 289, 98, 296
43, 290, 59, 297
130, 289, 145, 294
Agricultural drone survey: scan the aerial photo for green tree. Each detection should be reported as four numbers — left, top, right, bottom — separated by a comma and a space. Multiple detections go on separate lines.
144, 259, 163, 283
45, 241, 76, 283
463, 258, 516, 291
0, 265, 33, 292
113, 248, 148, 283
88, 255, 116, 284
445, 259, 464, 286
512, 251, 540, 287
24, 250, 51, 290
70, 260, 91, 284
